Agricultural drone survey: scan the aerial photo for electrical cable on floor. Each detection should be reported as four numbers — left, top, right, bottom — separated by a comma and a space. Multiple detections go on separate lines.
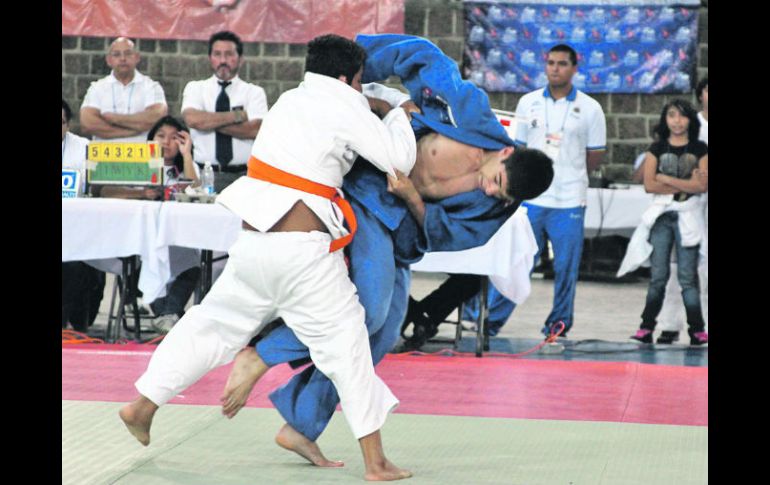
396, 321, 567, 359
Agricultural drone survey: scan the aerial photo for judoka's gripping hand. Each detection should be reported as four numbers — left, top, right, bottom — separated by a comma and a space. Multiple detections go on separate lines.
400, 100, 421, 121
388, 170, 425, 226
367, 96, 393, 119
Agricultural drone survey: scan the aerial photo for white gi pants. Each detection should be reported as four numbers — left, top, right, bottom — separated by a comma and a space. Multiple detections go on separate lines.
135, 229, 399, 439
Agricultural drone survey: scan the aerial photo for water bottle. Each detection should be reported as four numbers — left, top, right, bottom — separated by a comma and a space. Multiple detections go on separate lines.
202, 161, 215, 194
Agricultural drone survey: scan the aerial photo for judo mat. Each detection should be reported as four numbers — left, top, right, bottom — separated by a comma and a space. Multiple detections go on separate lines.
62, 344, 707, 484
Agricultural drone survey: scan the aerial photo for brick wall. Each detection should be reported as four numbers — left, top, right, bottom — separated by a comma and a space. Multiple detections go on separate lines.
62, 0, 708, 169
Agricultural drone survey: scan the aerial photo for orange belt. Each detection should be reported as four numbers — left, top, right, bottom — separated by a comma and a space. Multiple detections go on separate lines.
247, 156, 356, 253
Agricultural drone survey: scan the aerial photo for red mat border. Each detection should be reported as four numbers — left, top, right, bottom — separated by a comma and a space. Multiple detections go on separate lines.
62, 344, 707, 427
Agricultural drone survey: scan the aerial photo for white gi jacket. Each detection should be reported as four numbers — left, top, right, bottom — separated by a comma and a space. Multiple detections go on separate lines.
217, 72, 416, 238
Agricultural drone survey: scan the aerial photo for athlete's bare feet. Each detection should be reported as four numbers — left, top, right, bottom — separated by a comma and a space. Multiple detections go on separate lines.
220, 347, 269, 419
360, 430, 412, 481
119, 396, 158, 446
364, 459, 413, 481
275, 423, 344, 467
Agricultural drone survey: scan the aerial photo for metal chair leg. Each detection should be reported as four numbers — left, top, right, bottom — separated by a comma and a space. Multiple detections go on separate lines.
454, 302, 464, 350
476, 277, 489, 357
106, 273, 120, 343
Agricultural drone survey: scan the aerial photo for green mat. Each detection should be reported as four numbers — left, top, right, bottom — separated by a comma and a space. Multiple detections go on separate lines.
63, 401, 707, 484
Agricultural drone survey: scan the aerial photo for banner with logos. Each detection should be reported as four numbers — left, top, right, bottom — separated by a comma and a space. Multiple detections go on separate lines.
463, 0, 701, 93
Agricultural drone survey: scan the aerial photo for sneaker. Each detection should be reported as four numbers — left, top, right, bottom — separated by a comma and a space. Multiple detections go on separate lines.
401, 321, 439, 351
656, 331, 680, 344
630, 329, 653, 344
689, 331, 708, 346
151, 314, 179, 334
541, 321, 568, 340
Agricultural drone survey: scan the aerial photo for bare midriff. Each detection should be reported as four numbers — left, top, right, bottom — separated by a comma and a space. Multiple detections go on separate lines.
409, 132, 484, 200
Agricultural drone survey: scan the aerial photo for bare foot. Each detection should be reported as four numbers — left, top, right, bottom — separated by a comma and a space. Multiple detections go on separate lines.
220, 347, 269, 418
275, 423, 344, 467
119, 396, 158, 446
364, 459, 412, 481
360, 430, 411, 481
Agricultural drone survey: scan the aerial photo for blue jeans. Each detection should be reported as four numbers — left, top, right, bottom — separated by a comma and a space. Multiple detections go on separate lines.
640, 212, 705, 332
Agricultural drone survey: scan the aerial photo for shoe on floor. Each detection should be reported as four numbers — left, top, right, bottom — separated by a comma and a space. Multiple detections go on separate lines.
689, 331, 708, 346
151, 314, 179, 334
630, 328, 653, 344
656, 330, 680, 344
541, 321, 568, 340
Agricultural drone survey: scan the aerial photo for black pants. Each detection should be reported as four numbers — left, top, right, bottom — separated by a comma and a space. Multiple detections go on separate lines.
407, 274, 483, 329
62, 262, 106, 331
149, 266, 201, 317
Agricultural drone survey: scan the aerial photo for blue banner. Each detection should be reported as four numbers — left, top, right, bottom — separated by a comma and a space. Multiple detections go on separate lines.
463, 1, 700, 93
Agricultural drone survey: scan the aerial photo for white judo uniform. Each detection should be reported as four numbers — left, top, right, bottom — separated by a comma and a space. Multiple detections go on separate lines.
134, 71, 416, 439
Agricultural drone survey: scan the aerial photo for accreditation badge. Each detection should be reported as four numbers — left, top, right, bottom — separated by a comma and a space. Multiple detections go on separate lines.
544, 132, 563, 161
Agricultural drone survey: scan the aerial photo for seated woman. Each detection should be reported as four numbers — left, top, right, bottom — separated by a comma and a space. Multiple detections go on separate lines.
93, 116, 200, 199
93, 116, 203, 333
622, 100, 708, 346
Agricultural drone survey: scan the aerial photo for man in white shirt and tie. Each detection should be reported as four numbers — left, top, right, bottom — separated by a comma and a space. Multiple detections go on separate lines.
182, 31, 268, 192
79, 37, 168, 143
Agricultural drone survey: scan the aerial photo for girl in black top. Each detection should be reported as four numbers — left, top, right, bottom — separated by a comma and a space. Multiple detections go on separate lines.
630, 99, 708, 346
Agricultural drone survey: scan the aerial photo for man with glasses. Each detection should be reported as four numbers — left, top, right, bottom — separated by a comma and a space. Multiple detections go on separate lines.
80, 37, 167, 143
182, 31, 268, 192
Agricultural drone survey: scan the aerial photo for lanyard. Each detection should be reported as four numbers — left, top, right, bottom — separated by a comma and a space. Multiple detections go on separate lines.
544, 98, 572, 135
112, 82, 135, 114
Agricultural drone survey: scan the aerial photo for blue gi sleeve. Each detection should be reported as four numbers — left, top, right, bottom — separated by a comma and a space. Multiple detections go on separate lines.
355, 33, 514, 151
393, 191, 519, 265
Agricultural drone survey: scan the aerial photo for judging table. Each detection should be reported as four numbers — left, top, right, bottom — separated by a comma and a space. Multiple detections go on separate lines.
63, 188, 651, 349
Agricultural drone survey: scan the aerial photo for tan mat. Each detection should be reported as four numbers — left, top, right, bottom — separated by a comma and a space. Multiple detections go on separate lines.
63, 401, 707, 485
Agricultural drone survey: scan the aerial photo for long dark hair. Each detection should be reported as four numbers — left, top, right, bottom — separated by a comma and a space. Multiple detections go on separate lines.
653, 99, 700, 143
147, 116, 193, 174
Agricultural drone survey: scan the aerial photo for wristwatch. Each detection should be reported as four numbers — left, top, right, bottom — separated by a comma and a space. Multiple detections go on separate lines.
232, 106, 246, 123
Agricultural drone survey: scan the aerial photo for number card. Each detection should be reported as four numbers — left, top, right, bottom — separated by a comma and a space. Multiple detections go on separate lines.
62, 169, 81, 198
86, 141, 164, 185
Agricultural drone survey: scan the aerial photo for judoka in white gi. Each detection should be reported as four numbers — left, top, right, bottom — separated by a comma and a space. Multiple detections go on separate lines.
119, 34, 416, 481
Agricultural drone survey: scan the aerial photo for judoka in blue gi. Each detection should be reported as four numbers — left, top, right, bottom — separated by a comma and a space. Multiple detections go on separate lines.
220, 34, 554, 466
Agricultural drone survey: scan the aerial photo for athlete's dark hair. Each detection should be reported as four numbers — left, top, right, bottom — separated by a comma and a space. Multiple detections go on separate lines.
503, 147, 555, 201
305, 34, 367, 85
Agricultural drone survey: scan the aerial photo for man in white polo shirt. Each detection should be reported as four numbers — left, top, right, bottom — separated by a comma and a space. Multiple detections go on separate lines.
79, 37, 168, 143
182, 31, 268, 192
487, 43, 606, 339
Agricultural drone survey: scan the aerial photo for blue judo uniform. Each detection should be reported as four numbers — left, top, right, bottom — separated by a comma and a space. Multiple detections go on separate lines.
255, 34, 518, 441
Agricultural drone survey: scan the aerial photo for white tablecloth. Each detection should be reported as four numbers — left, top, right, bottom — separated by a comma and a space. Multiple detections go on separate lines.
63, 191, 637, 307
62, 198, 167, 303
585, 186, 654, 237
411, 209, 537, 305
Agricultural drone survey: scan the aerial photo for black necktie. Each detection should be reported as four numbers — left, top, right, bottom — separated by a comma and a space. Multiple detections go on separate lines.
215, 80, 233, 167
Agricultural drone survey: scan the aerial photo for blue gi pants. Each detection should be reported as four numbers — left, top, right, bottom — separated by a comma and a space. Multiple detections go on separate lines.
478, 203, 586, 336
255, 198, 410, 441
